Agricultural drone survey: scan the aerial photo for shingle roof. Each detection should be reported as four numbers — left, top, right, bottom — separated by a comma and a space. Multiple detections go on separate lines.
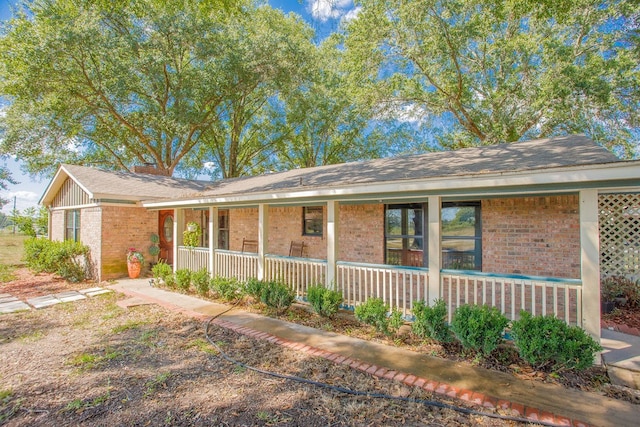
47, 164, 209, 200
182, 134, 619, 199
41, 134, 623, 206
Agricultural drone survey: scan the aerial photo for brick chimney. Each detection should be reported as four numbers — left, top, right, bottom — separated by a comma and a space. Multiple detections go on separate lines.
131, 163, 170, 176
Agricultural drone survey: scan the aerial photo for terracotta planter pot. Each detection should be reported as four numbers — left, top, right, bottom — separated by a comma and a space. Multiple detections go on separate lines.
127, 260, 142, 279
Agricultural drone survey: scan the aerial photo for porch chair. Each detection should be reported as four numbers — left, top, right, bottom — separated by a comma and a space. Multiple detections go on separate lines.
242, 237, 258, 253
289, 241, 306, 257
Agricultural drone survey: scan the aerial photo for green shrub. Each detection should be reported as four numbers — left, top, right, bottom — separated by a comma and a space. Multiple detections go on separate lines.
211, 276, 243, 301
192, 268, 210, 296
175, 268, 191, 292
164, 274, 177, 289
510, 311, 602, 372
354, 298, 403, 335
23, 237, 51, 272
411, 299, 452, 343
306, 285, 343, 318
23, 238, 90, 282
602, 275, 640, 308
260, 281, 295, 313
151, 261, 173, 285
450, 304, 508, 356
244, 278, 264, 299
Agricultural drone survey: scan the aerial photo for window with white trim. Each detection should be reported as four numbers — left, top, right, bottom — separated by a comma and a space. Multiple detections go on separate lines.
441, 202, 481, 270
65, 209, 81, 242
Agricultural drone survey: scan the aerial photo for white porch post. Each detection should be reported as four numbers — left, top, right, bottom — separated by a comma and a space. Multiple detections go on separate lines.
326, 201, 339, 289
428, 196, 441, 305
209, 206, 217, 277
580, 189, 601, 342
173, 208, 184, 273
258, 203, 269, 280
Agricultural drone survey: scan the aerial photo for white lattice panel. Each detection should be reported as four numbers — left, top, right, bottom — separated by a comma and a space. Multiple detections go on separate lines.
599, 193, 640, 278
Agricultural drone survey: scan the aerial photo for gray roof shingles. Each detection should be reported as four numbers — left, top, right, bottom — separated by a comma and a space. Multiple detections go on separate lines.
58, 135, 620, 203
179, 134, 619, 199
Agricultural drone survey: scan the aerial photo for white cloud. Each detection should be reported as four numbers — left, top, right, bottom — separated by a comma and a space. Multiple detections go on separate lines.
307, 0, 353, 22
341, 5, 361, 23
1, 190, 40, 213
203, 162, 216, 170
379, 102, 429, 125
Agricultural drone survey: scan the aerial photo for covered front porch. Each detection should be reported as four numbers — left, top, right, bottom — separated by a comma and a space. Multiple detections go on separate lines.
168, 190, 598, 338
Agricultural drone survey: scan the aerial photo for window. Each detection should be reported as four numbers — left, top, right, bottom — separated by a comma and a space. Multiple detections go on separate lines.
65, 209, 81, 242
303, 206, 323, 236
218, 209, 229, 249
201, 209, 229, 250
385, 204, 425, 267
441, 202, 481, 270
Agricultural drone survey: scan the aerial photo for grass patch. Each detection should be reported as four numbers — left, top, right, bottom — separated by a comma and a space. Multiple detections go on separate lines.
0, 388, 21, 424
111, 320, 147, 334
144, 372, 171, 397
19, 330, 44, 343
69, 353, 100, 370
138, 329, 158, 346
0, 233, 28, 266
64, 390, 111, 412
0, 264, 16, 283
184, 338, 218, 355
68, 348, 125, 372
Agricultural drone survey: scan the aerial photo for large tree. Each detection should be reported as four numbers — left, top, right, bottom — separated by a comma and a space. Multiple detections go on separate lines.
343, 0, 640, 157
273, 38, 392, 170
0, 0, 314, 178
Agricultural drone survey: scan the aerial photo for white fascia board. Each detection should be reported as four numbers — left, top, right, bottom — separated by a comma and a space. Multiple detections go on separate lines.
48, 203, 101, 211
142, 161, 640, 209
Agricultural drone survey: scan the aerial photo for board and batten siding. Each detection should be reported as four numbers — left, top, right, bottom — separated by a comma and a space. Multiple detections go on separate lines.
52, 178, 90, 207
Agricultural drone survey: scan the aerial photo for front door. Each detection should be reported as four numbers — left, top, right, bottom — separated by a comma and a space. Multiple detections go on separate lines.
158, 210, 174, 265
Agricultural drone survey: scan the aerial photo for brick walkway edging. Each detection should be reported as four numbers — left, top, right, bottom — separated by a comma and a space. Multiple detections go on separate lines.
114, 287, 592, 427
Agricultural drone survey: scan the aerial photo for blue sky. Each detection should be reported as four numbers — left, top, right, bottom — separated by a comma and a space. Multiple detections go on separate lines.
0, 0, 360, 213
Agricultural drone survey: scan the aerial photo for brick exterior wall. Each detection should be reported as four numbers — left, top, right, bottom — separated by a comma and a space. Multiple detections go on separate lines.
339, 204, 385, 264
229, 208, 259, 251
81, 207, 102, 280
226, 204, 384, 263
100, 206, 157, 280
50, 210, 65, 241
482, 195, 581, 278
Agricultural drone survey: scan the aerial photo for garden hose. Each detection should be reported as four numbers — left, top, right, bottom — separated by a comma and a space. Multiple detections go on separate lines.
203, 307, 567, 427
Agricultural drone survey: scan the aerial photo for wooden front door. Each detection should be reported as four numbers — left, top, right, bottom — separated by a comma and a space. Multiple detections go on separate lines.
158, 210, 174, 265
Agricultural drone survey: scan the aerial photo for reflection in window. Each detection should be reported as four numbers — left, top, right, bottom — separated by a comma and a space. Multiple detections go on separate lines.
303, 206, 323, 236
385, 204, 425, 267
65, 209, 80, 242
218, 209, 229, 249
442, 202, 481, 270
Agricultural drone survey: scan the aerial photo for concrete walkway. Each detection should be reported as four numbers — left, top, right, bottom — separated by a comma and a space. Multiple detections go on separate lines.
109, 279, 639, 427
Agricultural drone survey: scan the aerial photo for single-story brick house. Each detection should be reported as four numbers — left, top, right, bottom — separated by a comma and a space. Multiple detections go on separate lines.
40, 135, 640, 340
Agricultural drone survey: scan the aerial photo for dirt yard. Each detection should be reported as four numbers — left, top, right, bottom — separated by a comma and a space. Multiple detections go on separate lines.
1, 272, 519, 426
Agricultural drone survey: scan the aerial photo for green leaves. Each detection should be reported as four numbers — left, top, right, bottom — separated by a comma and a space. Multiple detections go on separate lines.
344, 0, 639, 155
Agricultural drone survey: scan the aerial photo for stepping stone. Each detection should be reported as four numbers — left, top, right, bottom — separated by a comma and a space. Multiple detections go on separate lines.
55, 291, 86, 303
0, 300, 31, 314
78, 287, 103, 294
82, 288, 113, 297
0, 295, 19, 304
117, 297, 154, 309
27, 295, 62, 309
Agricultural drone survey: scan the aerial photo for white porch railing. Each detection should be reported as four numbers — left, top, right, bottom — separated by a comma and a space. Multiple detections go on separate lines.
175, 250, 584, 328
265, 255, 327, 298
441, 270, 583, 327
214, 250, 258, 282
336, 262, 429, 317
177, 246, 209, 272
